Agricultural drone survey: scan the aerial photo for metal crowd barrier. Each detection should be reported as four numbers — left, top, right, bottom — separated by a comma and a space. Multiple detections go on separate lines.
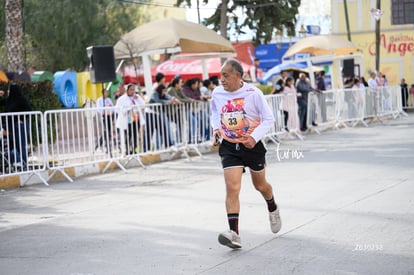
334, 88, 368, 128
364, 86, 404, 123
1, 86, 405, 185
43, 101, 213, 183
306, 89, 338, 133
0, 111, 48, 186
264, 94, 303, 144
306, 86, 403, 133
44, 107, 124, 183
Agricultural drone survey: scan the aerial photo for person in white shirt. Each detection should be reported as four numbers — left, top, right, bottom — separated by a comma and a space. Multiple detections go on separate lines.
249, 58, 263, 84
368, 72, 378, 88
115, 84, 145, 155
200, 79, 214, 100
96, 89, 114, 154
210, 59, 282, 249
367, 72, 379, 114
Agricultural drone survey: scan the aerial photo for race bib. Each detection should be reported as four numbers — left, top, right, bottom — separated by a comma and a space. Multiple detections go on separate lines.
222, 111, 245, 131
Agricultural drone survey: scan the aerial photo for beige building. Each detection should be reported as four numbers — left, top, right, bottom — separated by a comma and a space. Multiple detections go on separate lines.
331, 0, 414, 85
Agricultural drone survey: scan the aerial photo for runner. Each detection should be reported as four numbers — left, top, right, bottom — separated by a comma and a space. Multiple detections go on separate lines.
210, 59, 282, 249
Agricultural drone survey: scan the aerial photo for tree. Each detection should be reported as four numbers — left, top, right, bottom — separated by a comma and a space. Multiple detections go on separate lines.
176, 0, 301, 45
5, 0, 24, 71
0, 0, 147, 72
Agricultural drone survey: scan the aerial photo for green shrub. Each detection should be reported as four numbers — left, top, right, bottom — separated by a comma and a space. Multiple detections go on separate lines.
257, 85, 274, 95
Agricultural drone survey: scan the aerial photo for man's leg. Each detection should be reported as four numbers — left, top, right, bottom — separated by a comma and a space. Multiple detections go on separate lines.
250, 169, 282, 234
224, 167, 243, 231
298, 100, 307, 130
218, 167, 243, 249
250, 169, 273, 200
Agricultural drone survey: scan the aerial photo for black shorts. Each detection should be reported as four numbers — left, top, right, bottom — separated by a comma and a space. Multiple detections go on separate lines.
219, 139, 267, 172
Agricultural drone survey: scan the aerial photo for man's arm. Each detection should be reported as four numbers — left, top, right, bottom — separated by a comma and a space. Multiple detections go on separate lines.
248, 91, 275, 143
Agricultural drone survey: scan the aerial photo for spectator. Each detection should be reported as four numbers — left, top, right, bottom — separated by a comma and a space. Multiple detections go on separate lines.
409, 84, 414, 107
368, 72, 378, 88
149, 84, 180, 149
272, 79, 289, 132
284, 77, 301, 131
360, 76, 369, 87
200, 79, 214, 100
150, 72, 166, 100
182, 78, 209, 143
114, 83, 126, 104
367, 72, 378, 113
115, 84, 145, 155
400, 78, 408, 109
168, 77, 193, 103
376, 72, 385, 87
167, 77, 193, 142
272, 78, 284, 94
168, 78, 197, 144
296, 73, 319, 131
316, 71, 327, 122
183, 78, 206, 101
249, 58, 263, 84
272, 70, 288, 88
150, 84, 180, 105
209, 75, 219, 87
113, 83, 126, 148
347, 78, 362, 119
95, 89, 114, 154
380, 74, 391, 110
0, 84, 32, 169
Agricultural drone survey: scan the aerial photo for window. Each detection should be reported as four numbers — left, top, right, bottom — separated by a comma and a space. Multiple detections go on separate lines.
392, 0, 414, 25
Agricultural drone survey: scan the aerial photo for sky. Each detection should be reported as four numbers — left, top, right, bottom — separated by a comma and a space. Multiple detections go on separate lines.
185, 0, 331, 41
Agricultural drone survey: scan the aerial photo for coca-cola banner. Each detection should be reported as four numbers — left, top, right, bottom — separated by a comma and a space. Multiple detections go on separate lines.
122, 57, 251, 85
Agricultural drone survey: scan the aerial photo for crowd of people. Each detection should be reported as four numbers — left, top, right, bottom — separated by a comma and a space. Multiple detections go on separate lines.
400, 77, 414, 110
1, 62, 412, 171
94, 72, 220, 156
270, 70, 322, 132
269, 68, 412, 133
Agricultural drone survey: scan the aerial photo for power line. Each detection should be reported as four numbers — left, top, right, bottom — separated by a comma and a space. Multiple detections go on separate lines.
118, 0, 215, 9
118, 0, 184, 8
118, 0, 278, 10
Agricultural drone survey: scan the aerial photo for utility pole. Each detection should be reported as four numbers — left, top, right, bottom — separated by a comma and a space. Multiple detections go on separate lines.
196, 0, 200, 24
375, 0, 381, 73
220, 0, 228, 39
343, 0, 351, 41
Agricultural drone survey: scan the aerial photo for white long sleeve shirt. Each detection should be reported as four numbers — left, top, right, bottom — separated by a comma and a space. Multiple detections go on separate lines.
96, 96, 114, 115
210, 82, 274, 143
115, 94, 146, 130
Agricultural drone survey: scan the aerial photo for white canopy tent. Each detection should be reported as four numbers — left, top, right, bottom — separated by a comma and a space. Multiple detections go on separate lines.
282, 35, 362, 88
114, 18, 235, 92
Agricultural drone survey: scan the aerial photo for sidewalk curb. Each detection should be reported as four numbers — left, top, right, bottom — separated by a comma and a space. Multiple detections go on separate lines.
0, 145, 218, 189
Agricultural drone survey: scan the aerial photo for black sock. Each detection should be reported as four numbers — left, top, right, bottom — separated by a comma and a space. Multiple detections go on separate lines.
266, 196, 277, 212
227, 213, 239, 234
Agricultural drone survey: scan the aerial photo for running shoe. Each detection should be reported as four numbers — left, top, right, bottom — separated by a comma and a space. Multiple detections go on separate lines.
269, 208, 282, 233
218, 230, 242, 249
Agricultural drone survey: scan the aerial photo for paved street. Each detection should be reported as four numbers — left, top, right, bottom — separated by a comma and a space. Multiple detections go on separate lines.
1, 114, 413, 275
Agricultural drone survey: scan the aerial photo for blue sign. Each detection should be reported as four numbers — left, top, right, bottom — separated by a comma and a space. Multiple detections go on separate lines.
254, 42, 292, 72
306, 25, 321, 35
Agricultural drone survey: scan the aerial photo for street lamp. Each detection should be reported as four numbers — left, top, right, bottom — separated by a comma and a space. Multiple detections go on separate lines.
370, 4, 383, 74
